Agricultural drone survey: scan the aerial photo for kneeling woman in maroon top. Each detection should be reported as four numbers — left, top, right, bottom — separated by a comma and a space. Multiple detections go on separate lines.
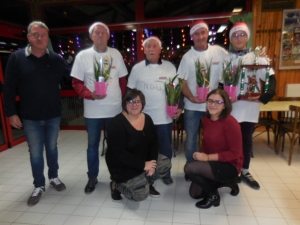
184, 89, 243, 209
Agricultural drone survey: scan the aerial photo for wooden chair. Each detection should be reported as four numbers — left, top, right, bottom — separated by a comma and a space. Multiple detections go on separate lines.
276, 105, 300, 165
253, 111, 278, 149
172, 113, 184, 157
101, 128, 107, 156
276, 97, 300, 153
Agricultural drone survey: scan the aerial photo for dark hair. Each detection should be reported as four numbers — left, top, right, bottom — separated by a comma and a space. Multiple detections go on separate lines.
122, 89, 146, 113
205, 89, 232, 119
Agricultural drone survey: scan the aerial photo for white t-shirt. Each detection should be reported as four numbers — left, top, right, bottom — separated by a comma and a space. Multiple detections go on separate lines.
177, 45, 228, 111
228, 52, 275, 123
127, 60, 177, 125
71, 47, 128, 118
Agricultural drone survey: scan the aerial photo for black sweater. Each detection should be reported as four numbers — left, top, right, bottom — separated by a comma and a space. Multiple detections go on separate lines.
105, 113, 158, 183
3, 48, 71, 120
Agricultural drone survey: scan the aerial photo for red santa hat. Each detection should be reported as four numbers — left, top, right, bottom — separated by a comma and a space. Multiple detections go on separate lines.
189, 20, 209, 35
142, 36, 162, 48
229, 22, 250, 41
89, 22, 110, 34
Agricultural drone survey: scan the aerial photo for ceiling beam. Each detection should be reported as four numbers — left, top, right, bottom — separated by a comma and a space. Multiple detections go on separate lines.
107, 2, 135, 21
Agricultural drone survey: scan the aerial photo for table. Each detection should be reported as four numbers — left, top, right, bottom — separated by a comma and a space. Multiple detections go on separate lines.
260, 101, 300, 111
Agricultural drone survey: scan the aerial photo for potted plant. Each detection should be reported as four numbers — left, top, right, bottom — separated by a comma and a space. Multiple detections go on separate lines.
94, 56, 113, 95
223, 58, 242, 99
163, 74, 183, 117
195, 58, 211, 100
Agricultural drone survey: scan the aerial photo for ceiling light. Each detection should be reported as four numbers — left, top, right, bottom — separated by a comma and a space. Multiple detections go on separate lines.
217, 25, 227, 33
233, 8, 243, 12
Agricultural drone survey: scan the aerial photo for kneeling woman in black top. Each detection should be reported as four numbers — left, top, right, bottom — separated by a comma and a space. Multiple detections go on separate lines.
105, 88, 171, 202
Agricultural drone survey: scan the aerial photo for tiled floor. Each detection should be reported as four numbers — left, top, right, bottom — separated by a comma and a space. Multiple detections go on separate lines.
0, 130, 300, 225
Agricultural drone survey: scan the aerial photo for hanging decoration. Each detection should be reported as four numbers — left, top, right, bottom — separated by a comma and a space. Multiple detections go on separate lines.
131, 31, 135, 62
182, 28, 186, 47
111, 33, 115, 48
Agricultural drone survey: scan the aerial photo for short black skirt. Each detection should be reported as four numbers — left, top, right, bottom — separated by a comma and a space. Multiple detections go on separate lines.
208, 161, 238, 183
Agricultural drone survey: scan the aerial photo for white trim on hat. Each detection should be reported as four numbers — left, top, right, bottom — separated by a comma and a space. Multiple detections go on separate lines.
142, 36, 162, 48
190, 22, 209, 35
89, 22, 110, 34
229, 23, 250, 41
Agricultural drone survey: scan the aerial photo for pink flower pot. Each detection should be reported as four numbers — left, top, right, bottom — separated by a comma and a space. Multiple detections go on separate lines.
166, 104, 178, 117
197, 86, 209, 100
95, 81, 108, 95
224, 85, 237, 100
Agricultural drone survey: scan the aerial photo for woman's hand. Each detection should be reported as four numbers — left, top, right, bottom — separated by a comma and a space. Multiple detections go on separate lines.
144, 160, 157, 172
146, 168, 156, 176
193, 152, 208, 161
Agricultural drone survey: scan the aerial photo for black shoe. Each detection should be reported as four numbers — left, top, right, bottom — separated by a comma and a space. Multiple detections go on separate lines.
85, 177, 98, 193
149, 185, 160, 198
110, 181, 122, 202
236, 176, 241, 183
184, 174, 191, 182
162, 177, 173, 185
229, 183, 239, 196
241, 172, 260, 190
195, 190, 220, 209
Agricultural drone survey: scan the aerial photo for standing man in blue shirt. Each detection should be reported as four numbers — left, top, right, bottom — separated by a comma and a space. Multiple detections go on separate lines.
3, 21, 71, 206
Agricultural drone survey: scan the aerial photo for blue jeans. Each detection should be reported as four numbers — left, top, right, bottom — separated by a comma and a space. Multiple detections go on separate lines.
85, 117, 112, 178
23, 116, 61, 188
184, 109, 205, 163
155, 123, 172, 178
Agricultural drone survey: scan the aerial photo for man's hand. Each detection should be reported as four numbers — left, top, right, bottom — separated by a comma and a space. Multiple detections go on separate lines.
9, 115, 22, 129
189, 96, 206, 104
92, 91, 107, 100
231, 97, 238, 103
251, 95, 261, 102
171, 108, 182, 120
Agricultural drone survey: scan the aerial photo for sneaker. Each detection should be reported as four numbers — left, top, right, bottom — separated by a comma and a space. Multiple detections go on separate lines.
162, 177, 173, 185
149, 185, 160, 198
241, 172, 260, 190
85, 177, 98, 194
27, 186, 45, 206
49, 177, 66, 191
110, 181, 122, 202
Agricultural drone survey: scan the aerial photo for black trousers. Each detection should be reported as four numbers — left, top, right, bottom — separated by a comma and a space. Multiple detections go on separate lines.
240, 122, 255, 169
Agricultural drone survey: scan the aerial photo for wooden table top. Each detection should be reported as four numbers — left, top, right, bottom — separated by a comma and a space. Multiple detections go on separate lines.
260, 101, 300, 111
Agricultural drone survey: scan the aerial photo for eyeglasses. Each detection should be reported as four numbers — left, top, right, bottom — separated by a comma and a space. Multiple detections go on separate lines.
127, 100, 142, 106
206, 99, 224, 106
30, 33, 48, 39
232, 32, 247, 39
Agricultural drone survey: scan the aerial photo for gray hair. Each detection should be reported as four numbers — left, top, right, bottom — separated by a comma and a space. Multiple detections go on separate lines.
27, 21, 49, 34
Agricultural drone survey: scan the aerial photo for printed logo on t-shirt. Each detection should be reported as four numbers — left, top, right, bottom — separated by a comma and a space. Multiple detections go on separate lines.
159, 76, 168, 80
212, 61, 219, 65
